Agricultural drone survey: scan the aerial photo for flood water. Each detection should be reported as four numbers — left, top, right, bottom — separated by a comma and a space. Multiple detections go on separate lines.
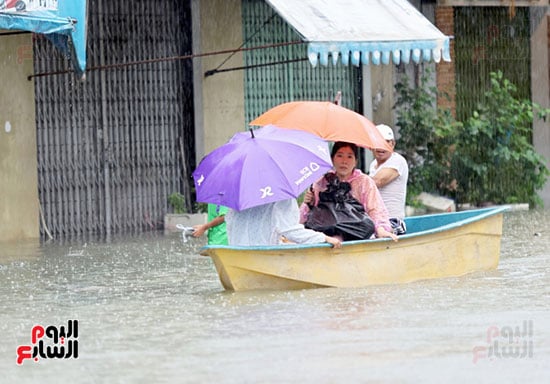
1, 209, 549, 383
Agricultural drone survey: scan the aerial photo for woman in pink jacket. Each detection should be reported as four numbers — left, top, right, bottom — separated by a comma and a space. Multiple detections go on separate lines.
300, 141, 398, 241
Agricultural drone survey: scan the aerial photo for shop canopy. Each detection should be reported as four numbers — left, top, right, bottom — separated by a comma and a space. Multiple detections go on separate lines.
265, 0, 451, 67
0, 0, 87, 77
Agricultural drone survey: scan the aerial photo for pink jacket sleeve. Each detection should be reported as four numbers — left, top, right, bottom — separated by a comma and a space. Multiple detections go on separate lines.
299, 202, 310, 224
353, 175, 392, 232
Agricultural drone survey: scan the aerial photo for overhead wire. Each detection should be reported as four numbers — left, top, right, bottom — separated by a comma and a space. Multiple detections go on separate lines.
27, 40, 306, 81
207, 12, 278, 75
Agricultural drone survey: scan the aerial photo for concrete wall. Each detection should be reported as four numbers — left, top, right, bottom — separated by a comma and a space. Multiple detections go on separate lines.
0, 33, 39, 242
192, 0, 245, 163
531, 10, 550, 207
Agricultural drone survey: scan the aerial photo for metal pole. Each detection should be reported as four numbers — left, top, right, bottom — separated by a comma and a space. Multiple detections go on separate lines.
98, 0, 111, 239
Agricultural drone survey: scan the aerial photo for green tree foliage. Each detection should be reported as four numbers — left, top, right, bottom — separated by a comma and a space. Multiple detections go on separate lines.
394, 69, 460, 204
452, 71, 549, 206
395, 70, 549, 207
168, 192, 187, 214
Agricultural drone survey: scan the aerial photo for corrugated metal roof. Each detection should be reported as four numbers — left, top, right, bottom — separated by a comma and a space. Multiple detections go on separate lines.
265, 0, 451, 66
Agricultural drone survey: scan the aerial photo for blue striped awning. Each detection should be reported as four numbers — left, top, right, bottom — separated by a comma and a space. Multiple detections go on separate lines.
265, 0, 451, 67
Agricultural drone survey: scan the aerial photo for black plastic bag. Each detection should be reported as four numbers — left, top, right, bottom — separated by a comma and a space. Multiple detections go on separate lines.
305, 174, 375, 241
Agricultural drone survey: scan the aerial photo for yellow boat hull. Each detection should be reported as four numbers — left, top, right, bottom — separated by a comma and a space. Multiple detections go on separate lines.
201, 207, 507, 291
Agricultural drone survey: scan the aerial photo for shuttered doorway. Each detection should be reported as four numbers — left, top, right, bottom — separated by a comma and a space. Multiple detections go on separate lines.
34, 0, 194, 240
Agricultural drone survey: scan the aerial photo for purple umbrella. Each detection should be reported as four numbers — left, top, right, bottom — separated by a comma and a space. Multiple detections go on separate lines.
193, 125, 333, 211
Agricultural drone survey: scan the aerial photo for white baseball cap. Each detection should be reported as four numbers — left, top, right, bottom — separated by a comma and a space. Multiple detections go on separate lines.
375, 124, 395, 141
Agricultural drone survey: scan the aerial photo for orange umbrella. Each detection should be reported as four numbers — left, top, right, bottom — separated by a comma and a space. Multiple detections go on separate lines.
249, 101, 392, 151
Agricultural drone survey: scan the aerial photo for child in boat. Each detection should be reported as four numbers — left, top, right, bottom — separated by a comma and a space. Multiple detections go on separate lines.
192, 203, 228, 245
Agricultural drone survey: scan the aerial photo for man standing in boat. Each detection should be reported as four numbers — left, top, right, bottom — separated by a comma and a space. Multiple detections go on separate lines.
369, 124, 409, 235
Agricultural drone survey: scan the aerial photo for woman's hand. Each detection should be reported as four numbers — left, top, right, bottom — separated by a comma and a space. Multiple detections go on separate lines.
325, 235, 342, 248
303, 188, 314, 205
376, 227, 398, 242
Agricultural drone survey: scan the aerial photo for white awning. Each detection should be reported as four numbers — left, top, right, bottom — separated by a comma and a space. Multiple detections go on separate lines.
265, 0, 451, 67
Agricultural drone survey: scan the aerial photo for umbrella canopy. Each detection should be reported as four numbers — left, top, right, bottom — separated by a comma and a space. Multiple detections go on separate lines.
193, 125, 333, 211
249, 101, 392, 151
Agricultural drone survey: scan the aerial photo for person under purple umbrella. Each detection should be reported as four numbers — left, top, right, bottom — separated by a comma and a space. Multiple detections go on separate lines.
225, 199, 342, 248
193, 125, 342, 248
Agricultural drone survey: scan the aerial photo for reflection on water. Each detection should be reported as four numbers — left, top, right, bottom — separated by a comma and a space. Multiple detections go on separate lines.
1, 210, 549, 383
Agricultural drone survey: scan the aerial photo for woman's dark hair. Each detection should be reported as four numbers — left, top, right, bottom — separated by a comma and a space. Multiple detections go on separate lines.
331, 141, 359, 159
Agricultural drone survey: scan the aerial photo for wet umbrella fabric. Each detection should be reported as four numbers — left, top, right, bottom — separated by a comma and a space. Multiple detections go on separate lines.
192, 125, 333, 212
249, 100, 392, 151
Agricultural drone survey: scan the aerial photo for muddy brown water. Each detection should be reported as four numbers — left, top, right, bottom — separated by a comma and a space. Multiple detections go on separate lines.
1, 209, 549, 383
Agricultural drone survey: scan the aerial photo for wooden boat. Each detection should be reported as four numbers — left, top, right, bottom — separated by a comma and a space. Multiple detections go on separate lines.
200, 206, 509, 291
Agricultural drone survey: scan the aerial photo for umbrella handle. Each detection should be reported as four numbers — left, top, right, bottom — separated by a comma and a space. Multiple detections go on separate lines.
307, 185, 315, 209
